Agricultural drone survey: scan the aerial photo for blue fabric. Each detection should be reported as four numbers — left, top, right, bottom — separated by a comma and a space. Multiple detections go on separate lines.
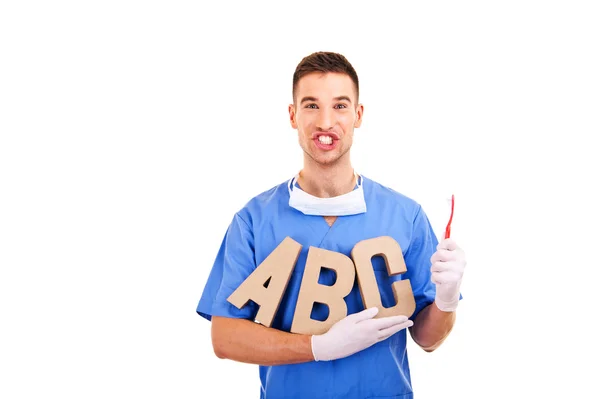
196, 176, 445, 399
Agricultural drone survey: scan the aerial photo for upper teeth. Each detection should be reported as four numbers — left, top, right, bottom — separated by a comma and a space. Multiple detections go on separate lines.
318, 136, 333, 145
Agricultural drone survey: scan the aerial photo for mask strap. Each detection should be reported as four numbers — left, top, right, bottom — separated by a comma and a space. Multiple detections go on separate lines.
288, 175, 299, 194
354, 173, 363, 188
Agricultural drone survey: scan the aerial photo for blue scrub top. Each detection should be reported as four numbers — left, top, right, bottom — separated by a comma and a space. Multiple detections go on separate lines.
197, 176, 440, 399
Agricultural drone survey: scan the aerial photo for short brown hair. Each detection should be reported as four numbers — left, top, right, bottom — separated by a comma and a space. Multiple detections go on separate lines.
292, 52, 359, 104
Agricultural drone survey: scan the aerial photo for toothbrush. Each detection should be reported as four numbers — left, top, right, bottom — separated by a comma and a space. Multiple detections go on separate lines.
444, 194, 455, 239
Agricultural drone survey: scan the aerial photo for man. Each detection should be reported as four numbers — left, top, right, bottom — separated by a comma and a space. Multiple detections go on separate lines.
197, 51, 466, 398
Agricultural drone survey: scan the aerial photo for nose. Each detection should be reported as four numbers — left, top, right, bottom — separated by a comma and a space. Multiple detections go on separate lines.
316, 108, 335, 131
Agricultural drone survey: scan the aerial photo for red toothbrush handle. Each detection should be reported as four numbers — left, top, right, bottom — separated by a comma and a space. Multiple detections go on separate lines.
445, 194, 454, 239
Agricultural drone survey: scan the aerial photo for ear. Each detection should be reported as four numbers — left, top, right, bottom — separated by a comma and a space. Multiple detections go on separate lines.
288, 104, 298, 129
354, 104, 364, 128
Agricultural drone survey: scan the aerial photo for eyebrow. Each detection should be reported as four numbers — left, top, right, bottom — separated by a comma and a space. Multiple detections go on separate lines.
300, 96, 353, 104
333, 96, 352, 103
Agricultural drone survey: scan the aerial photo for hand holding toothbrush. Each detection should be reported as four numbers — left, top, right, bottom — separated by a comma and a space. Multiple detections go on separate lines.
430, 195, 466, 312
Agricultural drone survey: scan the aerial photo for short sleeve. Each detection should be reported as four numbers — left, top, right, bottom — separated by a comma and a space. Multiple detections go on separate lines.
196, 213, 258, 321
404, 205, 438, 320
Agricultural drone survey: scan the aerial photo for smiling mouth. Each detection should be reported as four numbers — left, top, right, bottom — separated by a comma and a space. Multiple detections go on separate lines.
317, 135, 333, 145
313, 134, 338, 151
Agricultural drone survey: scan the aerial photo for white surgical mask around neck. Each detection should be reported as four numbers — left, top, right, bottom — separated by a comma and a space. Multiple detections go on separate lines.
287, 174, 367, 216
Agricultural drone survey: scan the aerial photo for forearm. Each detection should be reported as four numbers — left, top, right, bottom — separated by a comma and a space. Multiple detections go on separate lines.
211, 316, 314, 366
409, 303, 456, 352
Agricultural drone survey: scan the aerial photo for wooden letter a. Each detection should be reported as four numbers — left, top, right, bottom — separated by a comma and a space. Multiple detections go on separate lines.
227, 237, 302, 327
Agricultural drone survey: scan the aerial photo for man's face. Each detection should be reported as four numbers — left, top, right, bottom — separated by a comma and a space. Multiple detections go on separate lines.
289, 72, 363, 166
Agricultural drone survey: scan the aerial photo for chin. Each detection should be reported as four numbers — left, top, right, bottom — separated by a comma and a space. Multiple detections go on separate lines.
302, 144, 345, 166
314, 154, 342, 166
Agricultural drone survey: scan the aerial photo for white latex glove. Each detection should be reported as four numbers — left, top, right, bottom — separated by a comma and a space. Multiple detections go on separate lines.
311, 307, 413, 361
431, 238, 467, 312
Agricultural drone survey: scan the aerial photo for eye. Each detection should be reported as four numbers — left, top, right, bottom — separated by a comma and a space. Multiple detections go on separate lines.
305, 103, 318, 109
335, 103, 348, 109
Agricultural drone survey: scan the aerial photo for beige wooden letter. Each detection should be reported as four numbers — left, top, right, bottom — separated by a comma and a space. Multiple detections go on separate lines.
291, 247, 356, 335
351, 236, 415, 318
227, 236, 302, 327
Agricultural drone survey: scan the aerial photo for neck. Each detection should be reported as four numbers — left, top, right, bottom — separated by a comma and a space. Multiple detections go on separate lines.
298, 155, 356, 198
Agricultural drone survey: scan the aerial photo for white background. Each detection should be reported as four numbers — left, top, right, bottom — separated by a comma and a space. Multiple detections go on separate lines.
1, 1, 599, 398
